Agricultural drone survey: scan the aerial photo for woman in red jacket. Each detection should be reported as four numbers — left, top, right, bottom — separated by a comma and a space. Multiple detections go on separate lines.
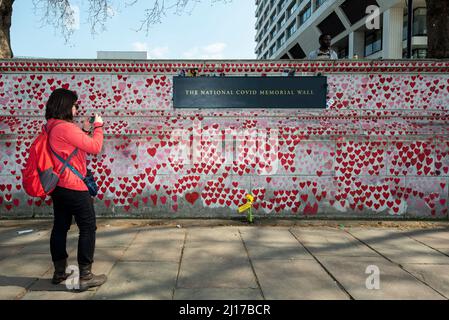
45, 88, 107, 292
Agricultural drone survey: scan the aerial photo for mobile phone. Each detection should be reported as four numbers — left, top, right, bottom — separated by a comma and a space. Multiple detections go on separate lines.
89, 116, 95, 123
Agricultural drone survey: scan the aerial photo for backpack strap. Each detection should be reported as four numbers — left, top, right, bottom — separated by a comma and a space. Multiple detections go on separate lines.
46, 120, 80, 176
50, 146, 82, 178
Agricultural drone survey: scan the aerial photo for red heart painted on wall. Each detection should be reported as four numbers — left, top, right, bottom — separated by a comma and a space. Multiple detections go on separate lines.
186, 192, 199, 205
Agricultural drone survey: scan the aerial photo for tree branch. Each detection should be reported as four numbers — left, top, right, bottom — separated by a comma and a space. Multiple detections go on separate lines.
31, 0, 231, 42
32, 0, 75, 43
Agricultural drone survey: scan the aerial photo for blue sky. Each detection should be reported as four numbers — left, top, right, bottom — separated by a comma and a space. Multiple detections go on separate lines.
11, 0, 257, 59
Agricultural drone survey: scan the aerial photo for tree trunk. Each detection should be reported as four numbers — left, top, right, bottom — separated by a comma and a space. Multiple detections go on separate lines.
426, 0, 449, 59
0, 0, 13, 59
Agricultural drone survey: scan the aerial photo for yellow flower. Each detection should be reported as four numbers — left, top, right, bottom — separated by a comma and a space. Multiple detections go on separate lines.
246, 194, 254, 203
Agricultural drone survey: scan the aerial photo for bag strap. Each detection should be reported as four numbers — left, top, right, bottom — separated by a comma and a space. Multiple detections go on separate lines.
46, 121, 82, 177
50, 146, 83, 179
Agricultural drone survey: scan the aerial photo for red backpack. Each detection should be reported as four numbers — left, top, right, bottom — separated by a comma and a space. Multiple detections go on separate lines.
22, 122, 76, 197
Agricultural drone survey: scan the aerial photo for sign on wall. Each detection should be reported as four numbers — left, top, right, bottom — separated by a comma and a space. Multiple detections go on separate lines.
173, 76, 328, 108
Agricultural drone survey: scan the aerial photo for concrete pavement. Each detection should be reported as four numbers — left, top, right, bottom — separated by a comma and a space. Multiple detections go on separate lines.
1, 219, 449, 300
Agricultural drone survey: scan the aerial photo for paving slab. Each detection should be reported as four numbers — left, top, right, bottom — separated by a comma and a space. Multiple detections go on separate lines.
252, 259, 349, 300
348, 229, 449, 264
132, 228, 186, 243
0, 275, 37, 300
347, 228, 409, 245
93, 261, 179, 300
182, 241, 248, 262
244, 241, 313, 260
94, 227, 139, 248
122, 242, 183, 262
0, 245, 24, 260
401, 264, 449, 299
18, 237, 78, 255
428, 248, 449, 257
16, 227, 111, 255
0, 227, 18, 240
173, 288, 263, 300
185, 227, 241, 243
239, 227, 300, 244
0, 228, 50, 246
291, 228, 379, 257
0, 253, 52, 277
94, 246, 128, 261
316, 256, 445, 300
406, 229, 449, 249
177, 260, 258, 289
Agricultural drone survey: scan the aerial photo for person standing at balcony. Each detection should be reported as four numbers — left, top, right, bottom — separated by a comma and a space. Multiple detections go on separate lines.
308, 34, 338, 60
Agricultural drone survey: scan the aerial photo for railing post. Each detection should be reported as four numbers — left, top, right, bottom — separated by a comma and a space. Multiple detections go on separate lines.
407, 0, 413, 59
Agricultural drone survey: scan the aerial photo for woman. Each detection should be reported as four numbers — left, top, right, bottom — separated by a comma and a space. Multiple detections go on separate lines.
45, 88, 107, 292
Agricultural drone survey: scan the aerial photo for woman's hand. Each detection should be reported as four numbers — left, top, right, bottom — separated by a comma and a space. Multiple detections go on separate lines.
94, 114, 103, 125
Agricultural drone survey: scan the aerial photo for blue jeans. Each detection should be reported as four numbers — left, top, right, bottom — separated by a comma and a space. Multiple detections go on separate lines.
50, 186, 97, 267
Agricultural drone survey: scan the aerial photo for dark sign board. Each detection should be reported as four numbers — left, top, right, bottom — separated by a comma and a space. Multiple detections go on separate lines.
173, 76, 327, 109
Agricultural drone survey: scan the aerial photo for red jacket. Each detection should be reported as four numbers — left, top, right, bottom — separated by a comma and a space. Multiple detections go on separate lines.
47, 118, 104, 191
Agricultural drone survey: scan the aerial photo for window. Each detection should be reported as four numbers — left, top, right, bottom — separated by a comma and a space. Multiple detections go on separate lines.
365, 29, 382, 56
300, 3, 312, 26
269, 27, 276, 40
288, 22, 297, 38
278, 0, 288, 11
404, 7, 427, 40
413, 8, 427, 36
413, 48, 427, 59
278, 34, 286, 47
269, 44, 276, 56
315, 0, 328, 10
403, 14, 408, 41
279, 16, 286, 29
288, 2, 299, 17
282, 0, 288, 8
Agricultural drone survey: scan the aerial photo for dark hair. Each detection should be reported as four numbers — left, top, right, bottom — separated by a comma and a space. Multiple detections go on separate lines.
45, 88, 78, 121
319, 34, 331, 41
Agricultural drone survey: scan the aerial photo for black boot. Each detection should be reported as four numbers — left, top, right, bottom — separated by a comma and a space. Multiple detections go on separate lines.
52, 259, 72, 284
78, 264, 107, 292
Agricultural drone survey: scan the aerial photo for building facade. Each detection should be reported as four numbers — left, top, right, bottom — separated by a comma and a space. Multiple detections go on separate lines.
255, 0, 428, 60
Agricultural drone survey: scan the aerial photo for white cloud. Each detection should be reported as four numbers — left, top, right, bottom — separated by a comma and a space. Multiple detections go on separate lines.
149, 46, 169, 59
132, 41, 149, 52
182, 42, 227, 59
131, 42, 169, 59
203, 43, 227, 54
182, 47, 200, 59
131, 42, 227, 59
